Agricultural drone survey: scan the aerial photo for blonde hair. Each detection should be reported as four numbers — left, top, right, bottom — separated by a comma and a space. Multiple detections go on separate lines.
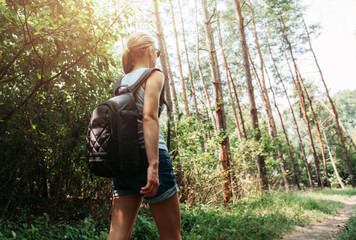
122, 33, 156, 74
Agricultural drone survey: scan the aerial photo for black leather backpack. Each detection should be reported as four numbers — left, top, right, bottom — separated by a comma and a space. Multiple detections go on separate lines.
85, 68, 164, 178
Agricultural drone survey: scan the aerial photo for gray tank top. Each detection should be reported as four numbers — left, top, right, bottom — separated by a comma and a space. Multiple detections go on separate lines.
120, 68, 168, 151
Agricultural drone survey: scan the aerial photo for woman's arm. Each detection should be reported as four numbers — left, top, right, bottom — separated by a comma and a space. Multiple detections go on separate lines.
140, 70, 164, 197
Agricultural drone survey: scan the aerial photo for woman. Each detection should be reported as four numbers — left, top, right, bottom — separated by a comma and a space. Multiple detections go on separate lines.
107, 33, 181, 240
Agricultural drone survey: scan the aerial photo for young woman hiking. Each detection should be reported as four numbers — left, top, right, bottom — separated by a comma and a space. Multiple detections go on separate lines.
107, 32, 181, 240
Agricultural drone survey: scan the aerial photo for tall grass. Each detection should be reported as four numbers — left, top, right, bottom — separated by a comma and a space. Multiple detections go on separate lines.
0, 189, 354, 240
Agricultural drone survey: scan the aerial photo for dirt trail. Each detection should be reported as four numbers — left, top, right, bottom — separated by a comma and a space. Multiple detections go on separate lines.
281, 195, 356, 240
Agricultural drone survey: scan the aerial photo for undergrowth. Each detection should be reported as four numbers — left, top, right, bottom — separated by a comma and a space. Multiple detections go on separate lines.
334, 205, 356, 240
0, 189, 354, 240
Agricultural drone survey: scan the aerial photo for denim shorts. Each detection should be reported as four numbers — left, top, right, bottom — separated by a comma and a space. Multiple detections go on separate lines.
112, 149, 178, 204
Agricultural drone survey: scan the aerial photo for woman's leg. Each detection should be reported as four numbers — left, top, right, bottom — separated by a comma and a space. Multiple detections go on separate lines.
107, 194, 143, 240
149, 193, 181, 240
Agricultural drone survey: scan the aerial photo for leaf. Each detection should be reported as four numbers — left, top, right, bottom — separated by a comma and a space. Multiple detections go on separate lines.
11, 231, 16, 238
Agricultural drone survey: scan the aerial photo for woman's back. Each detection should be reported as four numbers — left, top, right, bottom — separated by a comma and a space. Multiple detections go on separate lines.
121, 68, 167, 151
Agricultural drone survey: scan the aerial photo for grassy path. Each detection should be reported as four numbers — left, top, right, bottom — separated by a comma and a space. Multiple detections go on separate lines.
281, 195, 356, 240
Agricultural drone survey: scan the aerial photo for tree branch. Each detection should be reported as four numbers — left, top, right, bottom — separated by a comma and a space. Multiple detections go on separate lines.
0, 9, 81, 82
3, 4, 130, 121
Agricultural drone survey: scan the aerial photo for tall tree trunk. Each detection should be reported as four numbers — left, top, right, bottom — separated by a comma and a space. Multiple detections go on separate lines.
162, 36, 179, 118
169, 0, 190, 117
300, 13, 355, 188
177, 0, 199, 119
152, 0, 173, 121
246, 0, 274, 138
151, 0, 178, 120
202, 0, 232, 204
153, 0, 184, 191
247, 0, 289, 191
178, 0, 205, 153
279, 15, 323, 188
230, 78, 248, 139
297, 70, 330, 188
215, 0, 242, 141
194, 0, 217, 132
233, 0, 268, 191
265, 67, 301, 189
323, 131, 345, 189
249, 55, 290, 191
273, 37, 313, 187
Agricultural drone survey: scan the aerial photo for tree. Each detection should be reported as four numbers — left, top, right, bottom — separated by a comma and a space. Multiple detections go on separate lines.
215, 0, 242, 141
1, 0, 128, 215
152, 0, 185, 194
233, 0, 268, 191
298, 70, 330, 188
169, 0, 190, 117
201, 0, 232, 204
300, 13, 355, 188
280, 15, 323, 188
247, 0, 289, 191
194, 0, 217, 132
177, 0, 200, 119
265, 33, 311, 187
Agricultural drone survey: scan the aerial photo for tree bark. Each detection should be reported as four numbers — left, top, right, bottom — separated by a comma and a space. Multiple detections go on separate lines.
202, 0, 232, 204
215, 0, 242, 141
169, 0, 190, 117
233, 0, 268, 191
300, 13, 355, 188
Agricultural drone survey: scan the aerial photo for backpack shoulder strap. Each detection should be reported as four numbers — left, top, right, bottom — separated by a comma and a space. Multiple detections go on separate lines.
113, 68, 162, 96
128, 68, 162, 94
113, 77, 124, 96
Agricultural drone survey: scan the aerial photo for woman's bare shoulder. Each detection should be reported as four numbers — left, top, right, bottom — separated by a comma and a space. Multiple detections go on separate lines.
143, 70, 163, 89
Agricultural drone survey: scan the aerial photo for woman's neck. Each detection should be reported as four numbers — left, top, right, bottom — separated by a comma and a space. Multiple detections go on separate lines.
131, 58, 150, 72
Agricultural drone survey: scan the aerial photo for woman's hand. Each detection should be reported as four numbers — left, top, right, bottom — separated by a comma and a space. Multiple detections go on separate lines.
140, 164, 160, 197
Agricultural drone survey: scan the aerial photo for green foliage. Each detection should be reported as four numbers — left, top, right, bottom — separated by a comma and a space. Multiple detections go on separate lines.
180, 189, 346, 240
167, 115, 224, 204
0, 189, 351, 240
0, 0, 130, 212
131, 214, 159, 240
333, 90, 356, 127
0, 1, 354, 237
0, 213, 109, 239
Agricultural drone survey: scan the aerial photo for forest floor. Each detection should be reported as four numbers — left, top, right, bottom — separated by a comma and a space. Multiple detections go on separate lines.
281, 194, 356, 240
1, 189, 355, 239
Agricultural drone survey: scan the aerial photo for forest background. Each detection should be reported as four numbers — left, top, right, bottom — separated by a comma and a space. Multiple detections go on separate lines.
0, 0, 356, 238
